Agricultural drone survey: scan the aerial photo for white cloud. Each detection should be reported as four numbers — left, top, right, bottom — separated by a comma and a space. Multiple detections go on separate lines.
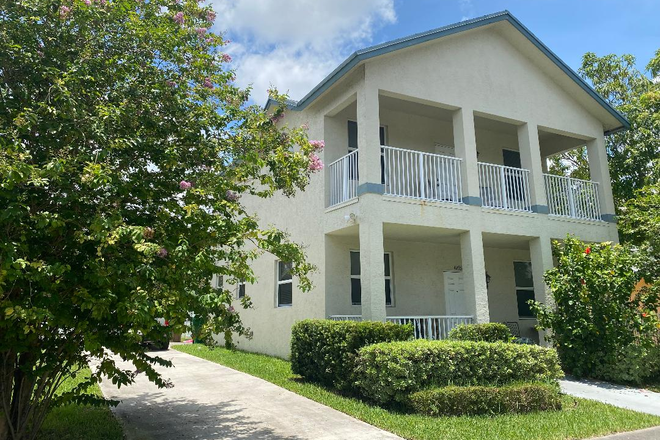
459, 0, 475, 21
209, 0, 396, 105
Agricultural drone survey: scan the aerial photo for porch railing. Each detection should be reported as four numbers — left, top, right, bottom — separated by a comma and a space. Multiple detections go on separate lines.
544, 174, 601, 221
478, 162, 532, 212
328, 150, 359, 207
382, 146, 463, 204
328, 315, 474, 340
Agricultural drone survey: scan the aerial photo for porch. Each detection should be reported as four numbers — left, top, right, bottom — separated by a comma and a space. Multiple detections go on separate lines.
325, 93, 609, 222
325, 224, 552, 343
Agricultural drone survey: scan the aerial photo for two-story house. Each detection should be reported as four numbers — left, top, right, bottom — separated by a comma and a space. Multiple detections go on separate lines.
224, 11, 627, 358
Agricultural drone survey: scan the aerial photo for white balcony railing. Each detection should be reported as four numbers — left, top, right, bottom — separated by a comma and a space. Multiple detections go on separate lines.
478, 163, 532, 212
328, 150, 358, 207
544, 174, 601, 221
328, 315, 474, 340
383, 146, 463, 204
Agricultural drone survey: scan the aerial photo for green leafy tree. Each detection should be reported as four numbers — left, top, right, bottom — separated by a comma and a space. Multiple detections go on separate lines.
533, 237, 660, 384
619, 183, 660, 278
548, 50, 660, 209
0, 1, 323, 439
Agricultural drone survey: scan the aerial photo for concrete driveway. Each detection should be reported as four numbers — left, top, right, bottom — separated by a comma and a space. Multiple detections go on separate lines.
96, 349, 401, 440
560, 378, 660, 416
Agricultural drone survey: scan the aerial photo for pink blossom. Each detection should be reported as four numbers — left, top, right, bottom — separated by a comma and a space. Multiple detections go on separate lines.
173, 12, 185, 25
205, 38, 213, 44
308, 153, 324, 171
301, 123, 309, 131
228, 306, 235, 313
84, 0, 91, 5
59, 5, 71, 18
309, 140, 325, 151
203, 77, 214, 89
225, 190, 239, 202
165, 80, 176, 87
157, 248, 168, 258
179, 180, 193, 190
195, 27, 207, 36
270, 112, 284, 124
206, 10, 216, 22
221, 53, 232, 63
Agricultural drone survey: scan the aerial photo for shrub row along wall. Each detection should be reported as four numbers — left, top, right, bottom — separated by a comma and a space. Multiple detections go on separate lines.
409, 383, 562, 416
448, 323, 513, 343
290, 320, 413, 390
354, 339, 563, 404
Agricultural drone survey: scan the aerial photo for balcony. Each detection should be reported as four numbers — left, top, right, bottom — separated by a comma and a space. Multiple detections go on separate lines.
478, 162, 532, 212
382, 146, 463, 204
328, 150, 359, 206
544, 174, 601, 221
328, 315, 474, 340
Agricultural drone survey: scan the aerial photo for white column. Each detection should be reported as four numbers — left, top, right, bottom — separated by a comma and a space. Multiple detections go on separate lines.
518, 122, 548, 211
452, 108, 480, 205
460, 229, 489, 323
357, 80, 381, 187
587, 134, 616, 220
530, 236, 554, 346
359, 220, 386, 321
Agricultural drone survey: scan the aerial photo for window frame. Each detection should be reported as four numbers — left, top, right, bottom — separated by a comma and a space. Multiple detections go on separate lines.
513, 260, 535, 319
237, 280, 246, 299
349, 250, 394, 307
347, 119, 388, 152
276, 260, 293, 308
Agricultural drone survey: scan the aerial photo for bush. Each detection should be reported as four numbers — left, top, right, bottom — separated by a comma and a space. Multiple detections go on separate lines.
409, 383, 562, 416
290, 319, 413, 390
448, 323, 513, 342
533, 236, 660, 383
354, 340, 563, 404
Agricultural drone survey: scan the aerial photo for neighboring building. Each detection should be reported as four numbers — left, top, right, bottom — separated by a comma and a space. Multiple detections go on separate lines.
224, 11, 627, 358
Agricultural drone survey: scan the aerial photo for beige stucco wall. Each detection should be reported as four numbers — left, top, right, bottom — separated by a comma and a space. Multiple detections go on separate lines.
216, 22, 620, 358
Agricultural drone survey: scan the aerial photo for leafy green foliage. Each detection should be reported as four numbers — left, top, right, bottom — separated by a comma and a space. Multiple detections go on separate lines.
354, 340, 563, 404
619, 183, 660, 279
290, 319, 413, 390
532, 236, 660, 383
549, 50, 660, 211
448, 323, 513, 343
409, 383, 561, 417
0, 1, 321, 438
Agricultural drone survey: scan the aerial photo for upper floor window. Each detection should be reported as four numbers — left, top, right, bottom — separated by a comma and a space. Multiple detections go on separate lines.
277, 261, 293, 307
237, 280, 246, 299
347, 120, 387, 153
350, 250, 393, 306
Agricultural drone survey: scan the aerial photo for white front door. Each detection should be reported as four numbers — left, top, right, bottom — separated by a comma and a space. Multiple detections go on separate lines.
444, 270, 467, 316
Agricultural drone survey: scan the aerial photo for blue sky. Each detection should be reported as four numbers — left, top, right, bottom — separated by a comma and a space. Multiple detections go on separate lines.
210, 0, 660, 105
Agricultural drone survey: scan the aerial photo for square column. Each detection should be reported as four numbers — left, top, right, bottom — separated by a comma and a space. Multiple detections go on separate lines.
460, 230, 489, 323
530, 236, 554, 346
587, 135, 616, 222
452, 108, 481, 205
359, 219, 386, 322
518, 123, 548, 213
356, 81, 382, 190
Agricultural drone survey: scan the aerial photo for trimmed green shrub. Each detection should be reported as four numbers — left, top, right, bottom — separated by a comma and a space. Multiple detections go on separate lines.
448, 323, 513, 343
592, 343, 660, 384
409, 383, 562, 416
354, 339, 563, 404
290, 319, 413, 390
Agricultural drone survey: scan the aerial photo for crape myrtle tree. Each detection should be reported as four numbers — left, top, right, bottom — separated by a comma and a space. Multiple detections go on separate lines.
0, 1, 323, 439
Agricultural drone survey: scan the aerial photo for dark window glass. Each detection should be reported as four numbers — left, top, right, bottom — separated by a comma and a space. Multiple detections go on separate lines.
502, 149, 522, 168
516, 290, 536, 317
379, 126, 386, 146
385, 279, 392, 306
278, 283, 293, 306
238, 283, 246, 298
384, 254, 391, 277
348, 121, 358, 151
514, 262, 534, 288
351, 278, 361, 305
350, 251, 361, 276
278, 261, 292, 281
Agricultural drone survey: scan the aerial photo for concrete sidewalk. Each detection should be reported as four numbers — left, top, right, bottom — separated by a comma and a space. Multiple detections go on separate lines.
560, 378, 660, 416
592, 426, 660, 439
95, 349, 401, 440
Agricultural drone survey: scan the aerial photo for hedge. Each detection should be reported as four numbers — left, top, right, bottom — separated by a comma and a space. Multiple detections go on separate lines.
409, 383, 562, 416
290, 319, 413, 390
448, 323, 513, 343
354, 339, 563, 404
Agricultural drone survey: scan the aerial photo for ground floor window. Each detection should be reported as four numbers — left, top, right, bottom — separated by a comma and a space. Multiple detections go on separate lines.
350, 251, 393, 306
514, 261, 535, 318
277, 261, 293, 307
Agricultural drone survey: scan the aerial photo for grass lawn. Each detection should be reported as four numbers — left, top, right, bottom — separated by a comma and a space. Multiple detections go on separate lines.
38, 368, 124, 440
175, 344, 660, 440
